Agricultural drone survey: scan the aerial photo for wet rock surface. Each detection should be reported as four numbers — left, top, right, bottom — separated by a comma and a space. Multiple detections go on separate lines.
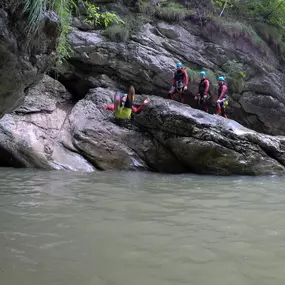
1, 76, 285, 175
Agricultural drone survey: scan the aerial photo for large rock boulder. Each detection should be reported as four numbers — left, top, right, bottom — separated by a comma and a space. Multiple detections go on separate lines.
134, 97, 285, 175
0, 75, 95, 171
1, 76, 285, 176
0, 2, 60, 116
55, 18, 285, 136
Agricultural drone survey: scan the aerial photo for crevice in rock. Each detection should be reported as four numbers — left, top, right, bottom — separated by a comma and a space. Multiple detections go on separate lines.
247, 137, 285, 168
48, 69, 94, 102
0, 146, 26, 168
253, 143, 285, 169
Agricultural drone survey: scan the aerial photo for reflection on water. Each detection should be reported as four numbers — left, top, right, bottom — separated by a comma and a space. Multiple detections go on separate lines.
0, 168, 285, 285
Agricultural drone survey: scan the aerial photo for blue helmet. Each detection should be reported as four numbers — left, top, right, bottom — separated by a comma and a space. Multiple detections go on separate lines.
200, 71, 206, 76
218, 76, 225, 81
176, 62, 182, 67
122, 93, 127, 97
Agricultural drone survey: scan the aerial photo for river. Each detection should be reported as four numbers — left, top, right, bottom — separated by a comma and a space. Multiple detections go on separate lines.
0, 168, 285, 285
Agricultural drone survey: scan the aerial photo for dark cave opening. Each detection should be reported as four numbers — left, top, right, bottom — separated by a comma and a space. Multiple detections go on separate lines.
48, 69, 94, 103
0, 146, 26, 168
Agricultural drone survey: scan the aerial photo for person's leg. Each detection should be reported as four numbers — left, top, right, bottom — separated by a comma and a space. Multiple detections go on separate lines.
202, 99, 208, 113
168, 87, 176, 100
114, 91, 122, 112
179, 91, 184, 103
216, 101, 221, 115
217, 98, 226, 115
195, 94, 201, 108
221, 104, 227, 118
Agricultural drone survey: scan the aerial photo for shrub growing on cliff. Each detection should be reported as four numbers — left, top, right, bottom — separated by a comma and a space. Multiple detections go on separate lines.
103, 14, 152, 42
187, 68, 200, 84
22, 0, 123, 65
154, 2, 188, 23
204, 17, 271, 58
137, 0, 189, 23
22, 0, 75, 65
254, 22, 285, 60
104, 25, 129, 42
84, 1, 124, 28
213, 0, 285, 27
210, 0, 285, 61
224, 60, 246, 94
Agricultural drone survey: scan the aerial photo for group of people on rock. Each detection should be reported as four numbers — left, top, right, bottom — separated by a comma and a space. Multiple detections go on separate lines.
167, 62, 228, 118
105, 62, 229, 119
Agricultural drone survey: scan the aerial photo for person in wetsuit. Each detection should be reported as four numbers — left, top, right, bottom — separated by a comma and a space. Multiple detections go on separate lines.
105, 86, 150, 119
216, 76, 228, 118
195, 71, 210, 113
168, 62, 189, 104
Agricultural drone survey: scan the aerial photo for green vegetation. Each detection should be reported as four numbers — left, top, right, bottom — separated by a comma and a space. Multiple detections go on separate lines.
84, 1, 124, 28
22, 0, 124, 65
136, 0, 285, 60
211, 0, 285, 59
22, 0, 76, 65
205, 17, 271, 57
187, 68, 200, 84
223, 60, 246, 93
154, 2, 188, 23
212, 19, 262, 43
103, 25, 129, 42
254, 22, 285, 59
103, 14, 152, 42
213, 0, 285, 27
138, 0, 191, 23
21, 0, 285, 66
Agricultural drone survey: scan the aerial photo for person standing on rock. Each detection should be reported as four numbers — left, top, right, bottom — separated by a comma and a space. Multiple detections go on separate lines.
168, 62, 189, 104
195, 71, 210, 113
105, 86, 150, 119
216, 77, 228, 118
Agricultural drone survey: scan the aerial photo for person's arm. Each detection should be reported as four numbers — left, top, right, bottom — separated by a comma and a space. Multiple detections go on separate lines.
105, 104, 115, 110
132, 104, 144, 113
132, 98, 150, 113
204, 79, 210, 95
172, 72, 176, 86
218, 85, 227, 100
183, 70, 189, 86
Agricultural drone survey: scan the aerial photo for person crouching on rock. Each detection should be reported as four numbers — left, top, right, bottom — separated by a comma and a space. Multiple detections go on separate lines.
195, 71, 210, 113
105, 86, 150, 119
216, 77, 228, 118
168, 62, 189, 104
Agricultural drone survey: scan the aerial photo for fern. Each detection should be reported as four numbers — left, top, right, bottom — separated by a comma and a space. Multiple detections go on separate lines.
52, 0, 73, 65
22, 0, 46, 33
22, 0, 73, 64
22, 0, 123, 65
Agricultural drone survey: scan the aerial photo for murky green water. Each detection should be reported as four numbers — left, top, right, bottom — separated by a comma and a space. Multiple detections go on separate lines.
0, 169, 285, 285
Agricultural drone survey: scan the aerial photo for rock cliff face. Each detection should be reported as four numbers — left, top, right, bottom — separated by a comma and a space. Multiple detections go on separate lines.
0, 1, 60, 117
1, 2, 285, 175
56, 17, 285, 136
1, 75, 285, 175
0, 75, 95, 171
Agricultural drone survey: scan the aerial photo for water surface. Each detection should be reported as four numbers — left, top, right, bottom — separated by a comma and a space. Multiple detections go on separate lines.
0, 169, 285, 285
